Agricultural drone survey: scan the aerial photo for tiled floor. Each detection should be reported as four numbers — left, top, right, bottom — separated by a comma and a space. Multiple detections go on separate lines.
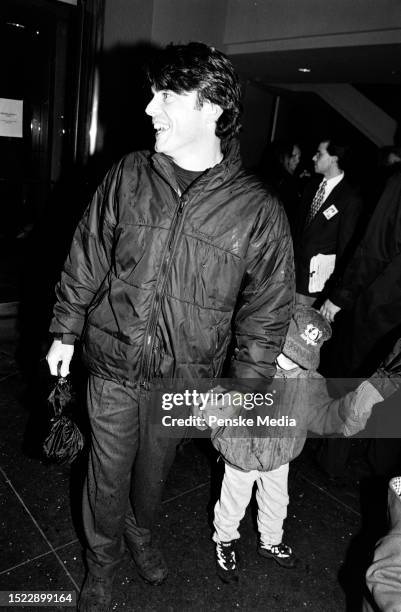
0, 322, 385, 611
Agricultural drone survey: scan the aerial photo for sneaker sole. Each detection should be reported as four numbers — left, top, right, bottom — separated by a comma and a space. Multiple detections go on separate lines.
257, 547, 297, 569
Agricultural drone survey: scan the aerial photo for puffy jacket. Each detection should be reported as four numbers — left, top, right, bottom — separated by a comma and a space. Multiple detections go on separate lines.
50, 140, 294, 385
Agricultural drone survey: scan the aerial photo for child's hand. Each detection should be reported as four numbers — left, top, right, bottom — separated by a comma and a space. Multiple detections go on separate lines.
200, 385, 243, 429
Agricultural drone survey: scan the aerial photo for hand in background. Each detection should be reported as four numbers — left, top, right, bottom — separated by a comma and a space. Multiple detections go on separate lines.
320, 299, 341, 323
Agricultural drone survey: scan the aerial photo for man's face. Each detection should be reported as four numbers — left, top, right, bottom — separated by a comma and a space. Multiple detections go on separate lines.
312, 141, 335, 176
145, 88, 213, 163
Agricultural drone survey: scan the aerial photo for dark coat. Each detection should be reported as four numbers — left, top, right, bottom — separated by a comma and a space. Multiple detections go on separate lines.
328, 171, 401, 375
294, 176, 362, 297
50, 141, 294, 385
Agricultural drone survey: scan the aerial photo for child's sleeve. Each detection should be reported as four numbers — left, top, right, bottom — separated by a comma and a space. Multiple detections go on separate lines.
340, 381, 384, 437
307, 378, 385, 437
309, 338, 401, 437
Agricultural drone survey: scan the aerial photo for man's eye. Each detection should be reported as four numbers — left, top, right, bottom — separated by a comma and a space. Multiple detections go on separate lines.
162, 92, 173, 101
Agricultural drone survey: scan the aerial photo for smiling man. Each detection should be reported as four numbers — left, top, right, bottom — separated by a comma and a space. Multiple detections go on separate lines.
46, 42, 294, 611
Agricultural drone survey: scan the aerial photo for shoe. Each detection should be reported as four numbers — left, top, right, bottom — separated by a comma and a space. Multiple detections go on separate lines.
126, 539, 168, 585
257, 541, 297, 569
78, 573, 113, 612
215, 540, 239, 584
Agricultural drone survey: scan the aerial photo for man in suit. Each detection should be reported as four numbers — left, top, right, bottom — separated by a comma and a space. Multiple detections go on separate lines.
294, 139, 362, 307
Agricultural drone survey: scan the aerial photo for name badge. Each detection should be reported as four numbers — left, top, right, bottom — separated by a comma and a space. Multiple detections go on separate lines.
323, 204, 338, 220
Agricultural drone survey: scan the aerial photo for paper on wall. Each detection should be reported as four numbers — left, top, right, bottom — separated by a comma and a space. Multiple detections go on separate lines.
0, 98, 23, 138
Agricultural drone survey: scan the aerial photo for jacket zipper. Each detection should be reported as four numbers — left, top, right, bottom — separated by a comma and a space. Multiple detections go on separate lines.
140, 191, 189, 385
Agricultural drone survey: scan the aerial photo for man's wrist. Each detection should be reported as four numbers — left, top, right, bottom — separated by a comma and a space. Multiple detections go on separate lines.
53, 333, 76, 345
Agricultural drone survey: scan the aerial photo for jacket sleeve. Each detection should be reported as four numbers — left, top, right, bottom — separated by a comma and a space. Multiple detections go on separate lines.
329, 173, 401, 309
49, 160, 123, 337
228, 198, 295, 380
307, 377, 384, 437
323, 188, 363, 297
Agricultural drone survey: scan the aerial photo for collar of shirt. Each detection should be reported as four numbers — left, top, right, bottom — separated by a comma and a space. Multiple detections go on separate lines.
322, 172, 344, 204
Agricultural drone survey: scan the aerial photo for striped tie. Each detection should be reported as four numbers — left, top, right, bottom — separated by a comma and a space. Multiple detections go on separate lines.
306, 179, 327, 225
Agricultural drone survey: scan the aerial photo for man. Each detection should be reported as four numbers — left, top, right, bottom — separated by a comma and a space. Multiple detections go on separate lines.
294, 139, 362, 307
46, 43, 294, 611
320, 165, 401, 373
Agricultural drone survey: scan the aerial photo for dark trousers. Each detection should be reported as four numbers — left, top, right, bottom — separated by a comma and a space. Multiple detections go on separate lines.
82, 375, 180, 577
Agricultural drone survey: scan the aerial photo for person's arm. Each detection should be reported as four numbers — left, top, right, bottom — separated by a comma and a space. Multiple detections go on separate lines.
321, 189, 363, 306
335, 190, 363, 264
327, 240, 377, 311
228, 197, 295, 381
307, 372, 400, 438
329, 173, 401, 310
47, 159, 123, 374
305, 377, 381, 437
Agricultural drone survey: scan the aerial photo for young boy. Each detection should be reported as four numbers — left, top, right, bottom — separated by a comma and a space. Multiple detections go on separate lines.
208, 305, 391, 583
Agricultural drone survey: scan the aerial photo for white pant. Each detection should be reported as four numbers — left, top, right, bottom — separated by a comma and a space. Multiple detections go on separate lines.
213, 462, 289, 546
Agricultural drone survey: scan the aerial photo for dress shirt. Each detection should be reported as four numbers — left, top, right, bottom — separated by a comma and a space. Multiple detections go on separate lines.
320, 172, 344, 205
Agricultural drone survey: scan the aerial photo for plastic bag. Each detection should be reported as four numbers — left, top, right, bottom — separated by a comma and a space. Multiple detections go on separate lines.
43, 374, 84, 464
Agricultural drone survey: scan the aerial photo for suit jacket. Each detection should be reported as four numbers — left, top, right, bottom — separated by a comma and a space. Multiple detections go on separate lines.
294, 176, 363, 297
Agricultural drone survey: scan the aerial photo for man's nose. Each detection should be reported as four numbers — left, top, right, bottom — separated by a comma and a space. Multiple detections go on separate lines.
145, 95, 158, 116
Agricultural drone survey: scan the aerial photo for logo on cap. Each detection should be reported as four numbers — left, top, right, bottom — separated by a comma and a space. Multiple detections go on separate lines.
301, 324, 322, 346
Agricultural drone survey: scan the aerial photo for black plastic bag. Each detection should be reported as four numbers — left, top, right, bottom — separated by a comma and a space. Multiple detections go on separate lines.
43, 374, 84, 464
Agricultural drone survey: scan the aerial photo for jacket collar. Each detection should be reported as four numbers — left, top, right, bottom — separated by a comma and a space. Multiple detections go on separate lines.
150, 137, 242, 192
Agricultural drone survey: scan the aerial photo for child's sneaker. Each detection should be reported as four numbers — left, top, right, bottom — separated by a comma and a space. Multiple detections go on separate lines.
257, 541, 296, 568
215, 540, 239, 583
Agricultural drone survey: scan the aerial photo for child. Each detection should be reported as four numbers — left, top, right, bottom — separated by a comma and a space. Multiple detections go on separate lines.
208, 305, 391, 583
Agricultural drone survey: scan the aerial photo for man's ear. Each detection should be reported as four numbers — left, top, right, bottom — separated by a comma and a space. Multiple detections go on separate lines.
203, 100, 223, 123
330, 154, 339, 169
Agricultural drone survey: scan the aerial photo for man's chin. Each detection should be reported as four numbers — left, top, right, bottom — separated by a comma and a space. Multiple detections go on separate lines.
154, 139, 168, 154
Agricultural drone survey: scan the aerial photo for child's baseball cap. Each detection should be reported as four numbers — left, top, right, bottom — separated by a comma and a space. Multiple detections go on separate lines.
282, 305, 332, 369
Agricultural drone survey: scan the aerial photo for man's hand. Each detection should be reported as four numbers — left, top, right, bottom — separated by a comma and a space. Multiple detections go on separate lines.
320, 299, 341, 323
46, 340, 74, 377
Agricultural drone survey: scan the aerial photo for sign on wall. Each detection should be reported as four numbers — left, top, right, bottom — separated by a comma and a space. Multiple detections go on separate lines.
0, 98, 23, 138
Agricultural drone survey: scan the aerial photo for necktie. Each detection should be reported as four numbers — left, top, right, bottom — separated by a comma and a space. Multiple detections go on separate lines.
306, 179, 327, 225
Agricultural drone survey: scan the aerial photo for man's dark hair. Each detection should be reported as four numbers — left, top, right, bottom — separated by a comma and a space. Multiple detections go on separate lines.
147, 42, 242, 140
323, 139, 349, 171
